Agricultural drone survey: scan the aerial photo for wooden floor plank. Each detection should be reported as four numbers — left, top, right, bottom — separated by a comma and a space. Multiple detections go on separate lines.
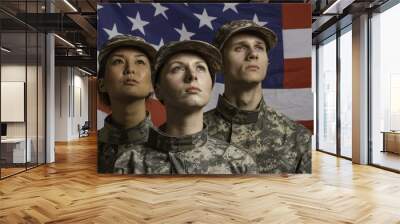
0, 135, 400, 223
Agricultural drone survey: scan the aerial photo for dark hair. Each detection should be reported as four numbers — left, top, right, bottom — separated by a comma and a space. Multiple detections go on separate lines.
98, 54, 110, 106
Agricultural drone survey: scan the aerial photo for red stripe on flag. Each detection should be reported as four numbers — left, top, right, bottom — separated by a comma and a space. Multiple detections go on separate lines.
283, 58, 311, 88
146, 99, 166, 127
296, 120, 314, 133
282, 4, 311, 29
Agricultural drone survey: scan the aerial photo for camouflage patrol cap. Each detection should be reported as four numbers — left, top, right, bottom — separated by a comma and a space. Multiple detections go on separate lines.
98, 34, 157, 78
153, 40, 222, 86
214, 20, 277, 51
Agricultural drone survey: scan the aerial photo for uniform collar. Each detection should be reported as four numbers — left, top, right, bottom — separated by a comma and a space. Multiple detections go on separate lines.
101, 113, 152, 145
216, 94, 266, 124
147, 124, 208, 152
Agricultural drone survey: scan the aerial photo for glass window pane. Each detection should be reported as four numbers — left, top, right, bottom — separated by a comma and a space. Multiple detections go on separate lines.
318, 36, 337, 154
1, 31, 27, 177
1, 0, 46, 179
340, 28, 352, 158
27, 31, 38, 169
38, 32, 45, 165
371, 3, 400, 171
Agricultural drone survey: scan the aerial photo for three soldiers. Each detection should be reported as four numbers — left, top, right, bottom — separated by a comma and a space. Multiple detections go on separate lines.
97, 20, 312, 175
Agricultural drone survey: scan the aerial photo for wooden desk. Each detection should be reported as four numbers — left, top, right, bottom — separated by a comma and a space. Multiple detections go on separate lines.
382, 131, 400, 154
1, 138, 31, 163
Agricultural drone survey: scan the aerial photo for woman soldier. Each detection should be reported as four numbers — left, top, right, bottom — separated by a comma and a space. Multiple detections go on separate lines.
97, 35, 156, 173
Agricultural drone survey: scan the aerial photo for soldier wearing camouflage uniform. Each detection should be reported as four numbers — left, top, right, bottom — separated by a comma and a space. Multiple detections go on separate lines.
114, 40, 258, 174
97, 35, 156, 173
205, 20, 312, 174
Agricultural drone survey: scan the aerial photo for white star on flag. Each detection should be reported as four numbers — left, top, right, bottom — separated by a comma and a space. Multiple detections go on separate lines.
152, 38, 164, 50
103, 24, 122, 39
175, 24, 195, 41
117, 3, 122, 8
152, 3, 168, 19
127, 12, 149, 35
97, 5, 103, 10
194, 9, 217, 30
252, 14, 268, 27
222, 3, 239, 13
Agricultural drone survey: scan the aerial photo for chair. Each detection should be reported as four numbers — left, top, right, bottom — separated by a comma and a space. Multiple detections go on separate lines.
79, 121, 90, 138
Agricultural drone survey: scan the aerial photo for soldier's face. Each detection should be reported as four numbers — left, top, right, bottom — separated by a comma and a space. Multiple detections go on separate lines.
157, 53, 212, 111
101, 48, 152, 103
222, 33, 268, 85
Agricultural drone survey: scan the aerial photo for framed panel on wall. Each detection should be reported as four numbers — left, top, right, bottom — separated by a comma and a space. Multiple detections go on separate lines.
1, 81, 25, 122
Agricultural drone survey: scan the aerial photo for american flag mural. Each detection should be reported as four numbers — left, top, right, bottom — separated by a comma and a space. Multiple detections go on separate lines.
97, 3, 313, 131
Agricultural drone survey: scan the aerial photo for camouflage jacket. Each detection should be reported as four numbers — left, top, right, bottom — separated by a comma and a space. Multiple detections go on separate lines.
97, 114, 152, 173
113, 124, 259, 175
204, 95, 312, 174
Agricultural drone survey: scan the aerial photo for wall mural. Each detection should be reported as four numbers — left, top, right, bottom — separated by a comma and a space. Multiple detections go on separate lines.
97, 3, 312, 175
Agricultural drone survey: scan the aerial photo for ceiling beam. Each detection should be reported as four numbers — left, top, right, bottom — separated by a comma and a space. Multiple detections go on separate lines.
55, 55, 96, 71
66, 13, 96, 47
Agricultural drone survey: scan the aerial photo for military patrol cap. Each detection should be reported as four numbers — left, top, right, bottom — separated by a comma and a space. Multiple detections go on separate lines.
214, 20, 277, 52
98, 34, 157, 78
153, 40, 222, 86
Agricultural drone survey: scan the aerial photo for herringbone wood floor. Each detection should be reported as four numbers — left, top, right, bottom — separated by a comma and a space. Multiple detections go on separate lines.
1, 136, 400, 224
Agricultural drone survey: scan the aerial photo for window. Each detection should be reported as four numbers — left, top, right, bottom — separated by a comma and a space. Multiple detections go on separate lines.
316, 24, 353, 159
370, 2, 400, 171
317, 35, 337, 154
0, 0, 47, 179
339, 27, 352, 158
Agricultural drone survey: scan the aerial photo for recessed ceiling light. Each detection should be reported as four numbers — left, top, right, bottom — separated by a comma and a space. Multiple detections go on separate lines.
54, 34, 75, 48
323, 0, 355, 15
77, 67, 93, 76
1, 47, 11, 53
63, 0, 78, 12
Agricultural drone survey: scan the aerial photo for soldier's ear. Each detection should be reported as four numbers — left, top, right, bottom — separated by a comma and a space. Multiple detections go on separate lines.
98, 79, 106, 93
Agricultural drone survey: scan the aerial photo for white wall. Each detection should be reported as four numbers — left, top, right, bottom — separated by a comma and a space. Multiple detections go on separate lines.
97, 110, 107, 130
1, 65, 26, 81
74, 73, 89, 134
55, 67, 89, 141
55, 66, 68, 141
